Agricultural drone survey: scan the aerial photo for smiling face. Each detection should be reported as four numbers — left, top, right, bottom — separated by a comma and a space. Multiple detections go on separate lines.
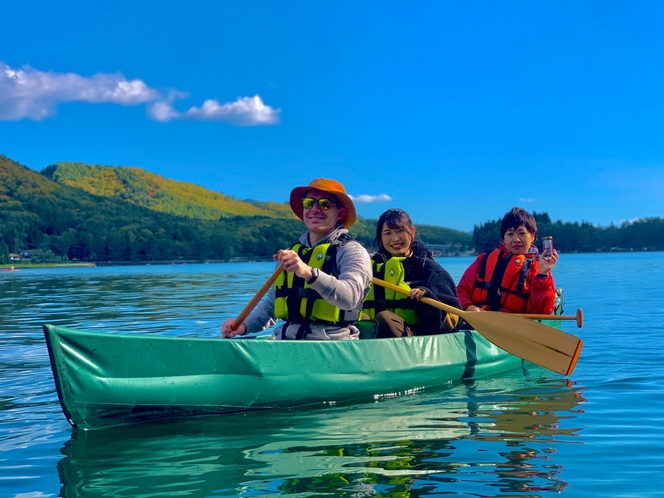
302, 188, 346, 243
380, 222, 416, 257
503, 224, 536, 255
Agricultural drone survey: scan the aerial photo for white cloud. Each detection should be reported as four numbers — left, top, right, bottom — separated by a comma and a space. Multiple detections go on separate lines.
148, 95, 280, 125
519, 197, 537, 203
147, 100, 180, 123
0, 61, 280, 126
350, 194, 392, 204
0, 62, 158, 120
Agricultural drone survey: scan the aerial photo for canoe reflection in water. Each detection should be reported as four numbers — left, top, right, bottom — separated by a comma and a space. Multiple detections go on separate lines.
57, 374, 586, 497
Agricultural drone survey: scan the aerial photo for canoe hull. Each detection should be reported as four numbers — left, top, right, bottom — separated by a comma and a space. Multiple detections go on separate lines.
43, 324, 523, 430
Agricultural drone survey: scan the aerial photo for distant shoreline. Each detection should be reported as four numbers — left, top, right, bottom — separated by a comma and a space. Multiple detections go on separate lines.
3, 255, 474, 270
4, 249, 663, 271
1, 262, 98, 270
1, 260, 265, 269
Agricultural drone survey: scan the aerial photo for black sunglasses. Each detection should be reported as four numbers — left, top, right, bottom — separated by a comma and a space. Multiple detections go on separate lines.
302, 197, 338, 211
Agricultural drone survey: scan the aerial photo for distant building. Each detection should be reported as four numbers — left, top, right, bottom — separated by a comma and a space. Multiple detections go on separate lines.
427, 244, 451, 256
426, 244, 476, 257
9, 253, 21, 261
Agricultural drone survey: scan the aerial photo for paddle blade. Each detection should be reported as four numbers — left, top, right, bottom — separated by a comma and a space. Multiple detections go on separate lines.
372, 277, 583, 375
461, 311, 583, 376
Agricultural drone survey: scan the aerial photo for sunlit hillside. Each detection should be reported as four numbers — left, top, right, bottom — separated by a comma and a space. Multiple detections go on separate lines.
41, 162, 296, 221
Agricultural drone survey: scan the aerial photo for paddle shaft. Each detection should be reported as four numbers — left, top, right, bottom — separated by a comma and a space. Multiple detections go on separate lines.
371, 277, 583, 375
231, 266, 284, 331
516, 308, 583, 328
370, 278, 479, 323
371, 277, 580, 327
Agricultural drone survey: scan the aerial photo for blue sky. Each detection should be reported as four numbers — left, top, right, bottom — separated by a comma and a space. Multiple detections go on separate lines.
2, 1, 663, 232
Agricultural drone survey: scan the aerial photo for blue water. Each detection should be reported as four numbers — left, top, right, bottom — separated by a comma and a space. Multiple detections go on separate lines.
1, 252, 663, 497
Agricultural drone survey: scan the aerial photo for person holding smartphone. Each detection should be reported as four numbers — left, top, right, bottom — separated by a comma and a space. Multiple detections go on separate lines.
457, 207, 559, 314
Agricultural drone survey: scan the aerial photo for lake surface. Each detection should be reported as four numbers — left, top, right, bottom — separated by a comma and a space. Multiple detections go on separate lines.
1, 252, 663, 497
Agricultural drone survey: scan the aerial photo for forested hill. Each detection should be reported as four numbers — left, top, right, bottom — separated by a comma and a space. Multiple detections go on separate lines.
0, 155, 472, 263
41, 162, 296, 220
2, 154, 661, 263
0, 154, 302, 262
472, 212, 664, 253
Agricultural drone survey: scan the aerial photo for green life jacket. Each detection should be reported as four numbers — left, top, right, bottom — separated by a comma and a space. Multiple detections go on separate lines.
362, 255, 420, 325
274, 235, 361, 339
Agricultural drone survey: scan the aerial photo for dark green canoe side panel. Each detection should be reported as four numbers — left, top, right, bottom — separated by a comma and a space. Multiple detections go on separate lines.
43, 325, 522, 429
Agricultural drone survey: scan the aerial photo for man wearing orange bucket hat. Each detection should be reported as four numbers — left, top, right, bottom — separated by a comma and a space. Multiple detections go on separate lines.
222, 178, 372, 340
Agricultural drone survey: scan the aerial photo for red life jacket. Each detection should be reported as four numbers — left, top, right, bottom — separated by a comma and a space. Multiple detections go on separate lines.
470, 245, 538, 313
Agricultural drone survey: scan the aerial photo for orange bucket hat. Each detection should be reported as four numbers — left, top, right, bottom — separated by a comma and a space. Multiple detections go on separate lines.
289, 178, 357, 228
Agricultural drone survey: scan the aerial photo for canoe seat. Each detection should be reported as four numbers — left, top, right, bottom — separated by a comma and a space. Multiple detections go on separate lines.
355, 320, 378, 339
553, 288, 565, 315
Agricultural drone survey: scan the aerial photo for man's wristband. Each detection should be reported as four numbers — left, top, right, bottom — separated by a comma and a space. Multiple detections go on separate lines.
306, 267, 319, 284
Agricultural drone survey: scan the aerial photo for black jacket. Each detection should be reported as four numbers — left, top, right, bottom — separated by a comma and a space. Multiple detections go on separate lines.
374, 240, 462, 332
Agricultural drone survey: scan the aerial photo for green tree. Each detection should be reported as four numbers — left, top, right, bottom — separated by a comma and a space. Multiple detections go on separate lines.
0, 240, 9, 264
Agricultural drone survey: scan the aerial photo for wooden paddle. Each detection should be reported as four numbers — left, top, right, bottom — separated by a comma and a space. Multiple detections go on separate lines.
231, 266, 284, 331
372, 277, 583, 376
516, 308, 583, 328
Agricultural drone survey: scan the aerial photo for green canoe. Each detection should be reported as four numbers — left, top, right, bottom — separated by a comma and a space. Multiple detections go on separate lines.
43, 324, 525, 430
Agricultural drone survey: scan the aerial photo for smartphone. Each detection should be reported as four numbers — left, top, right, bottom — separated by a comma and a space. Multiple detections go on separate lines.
542, 236, 554, 256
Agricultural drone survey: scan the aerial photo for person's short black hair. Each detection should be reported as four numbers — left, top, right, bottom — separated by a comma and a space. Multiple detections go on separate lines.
500, 207, 538, 240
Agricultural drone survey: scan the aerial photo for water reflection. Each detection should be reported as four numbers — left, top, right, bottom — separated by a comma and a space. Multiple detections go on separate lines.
58, 375, 585, 497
